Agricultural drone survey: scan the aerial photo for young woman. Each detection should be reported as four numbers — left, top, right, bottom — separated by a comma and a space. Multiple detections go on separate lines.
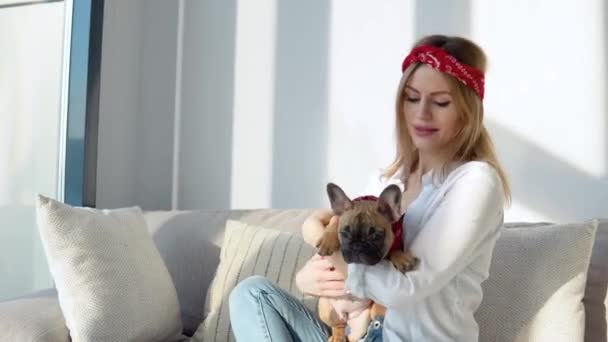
229, 34, 511, 342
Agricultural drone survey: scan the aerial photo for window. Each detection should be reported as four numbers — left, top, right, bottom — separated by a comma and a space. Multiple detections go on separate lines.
0, 0, 102, 301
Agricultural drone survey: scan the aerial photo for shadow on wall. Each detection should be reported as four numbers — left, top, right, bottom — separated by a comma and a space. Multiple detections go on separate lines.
486, 119, 608, 223
178, 0, 237, 210
134, 0, 180, 211
271, 0, 331, 208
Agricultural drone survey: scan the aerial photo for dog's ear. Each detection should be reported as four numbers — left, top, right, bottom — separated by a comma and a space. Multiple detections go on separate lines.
326, 183, 353, 215
377, 184, 402, 222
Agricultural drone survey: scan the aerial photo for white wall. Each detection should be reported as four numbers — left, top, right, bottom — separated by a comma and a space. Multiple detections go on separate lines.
96, 0, 608, 223
473, 0, 608, 223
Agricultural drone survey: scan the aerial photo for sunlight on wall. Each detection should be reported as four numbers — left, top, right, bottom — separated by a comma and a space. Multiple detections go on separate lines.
471, 0, 607, 222
219, 0, 606, 220
326, 0, 415, 199
506, 200, 551, 223
230, 0, 277, 208
472, 0, 606, 178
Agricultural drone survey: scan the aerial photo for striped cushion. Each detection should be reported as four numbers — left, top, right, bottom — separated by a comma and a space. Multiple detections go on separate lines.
192, 220, 317, 342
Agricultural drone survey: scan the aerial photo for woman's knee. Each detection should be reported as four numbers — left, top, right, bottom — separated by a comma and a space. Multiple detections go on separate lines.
229, 275, 274, 308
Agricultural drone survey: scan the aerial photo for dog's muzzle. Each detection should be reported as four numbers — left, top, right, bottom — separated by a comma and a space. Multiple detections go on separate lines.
339, 227, 386, 265
341, 243, 384, 265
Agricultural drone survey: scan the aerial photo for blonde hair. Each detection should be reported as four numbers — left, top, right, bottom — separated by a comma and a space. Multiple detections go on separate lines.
383, 35, 511, 204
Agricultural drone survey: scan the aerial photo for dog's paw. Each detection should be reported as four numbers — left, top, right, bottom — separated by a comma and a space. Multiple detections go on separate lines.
404, 255, 420, 271
317, 231, 341, 256
389, 250, 420, 273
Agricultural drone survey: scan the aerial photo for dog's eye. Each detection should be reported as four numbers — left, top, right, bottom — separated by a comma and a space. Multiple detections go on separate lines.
341, 225, 352, 237
368, 226, 382, 238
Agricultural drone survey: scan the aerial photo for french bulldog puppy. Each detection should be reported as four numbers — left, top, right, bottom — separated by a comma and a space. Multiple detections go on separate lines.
316, 183, 419, 342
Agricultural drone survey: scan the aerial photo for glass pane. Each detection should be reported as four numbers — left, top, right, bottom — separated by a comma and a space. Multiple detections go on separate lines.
0, 1, 65, 300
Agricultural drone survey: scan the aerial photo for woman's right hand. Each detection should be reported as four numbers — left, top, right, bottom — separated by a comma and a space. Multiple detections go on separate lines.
295, 254, 346, 297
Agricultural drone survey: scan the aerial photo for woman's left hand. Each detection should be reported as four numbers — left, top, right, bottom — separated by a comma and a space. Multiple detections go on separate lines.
325, 251, 348, 282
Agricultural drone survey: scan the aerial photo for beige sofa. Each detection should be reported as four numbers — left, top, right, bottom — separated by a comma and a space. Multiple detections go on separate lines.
0, 209, 606, 341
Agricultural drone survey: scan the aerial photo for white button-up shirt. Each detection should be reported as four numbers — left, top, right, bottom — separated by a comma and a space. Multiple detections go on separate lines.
346, 161, 505, 342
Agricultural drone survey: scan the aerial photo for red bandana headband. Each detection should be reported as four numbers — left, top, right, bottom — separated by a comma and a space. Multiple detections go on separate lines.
401, 45, 485, 100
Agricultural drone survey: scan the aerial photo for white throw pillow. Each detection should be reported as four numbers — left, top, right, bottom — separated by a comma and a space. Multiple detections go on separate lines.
36, 195, 183, 342
476, 221, 598, 342
192, 219, 317, 342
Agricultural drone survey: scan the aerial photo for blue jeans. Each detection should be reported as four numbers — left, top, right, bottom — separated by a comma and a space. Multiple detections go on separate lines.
229, 275, 330, 342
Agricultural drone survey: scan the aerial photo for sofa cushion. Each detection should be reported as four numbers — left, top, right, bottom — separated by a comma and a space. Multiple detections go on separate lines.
36, 195, 183, 342
190, 219, 317, 342
475, 220, 598, 342
0, 295, 69, 342
143, 209, 315, 336
504, 219, 608, 342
